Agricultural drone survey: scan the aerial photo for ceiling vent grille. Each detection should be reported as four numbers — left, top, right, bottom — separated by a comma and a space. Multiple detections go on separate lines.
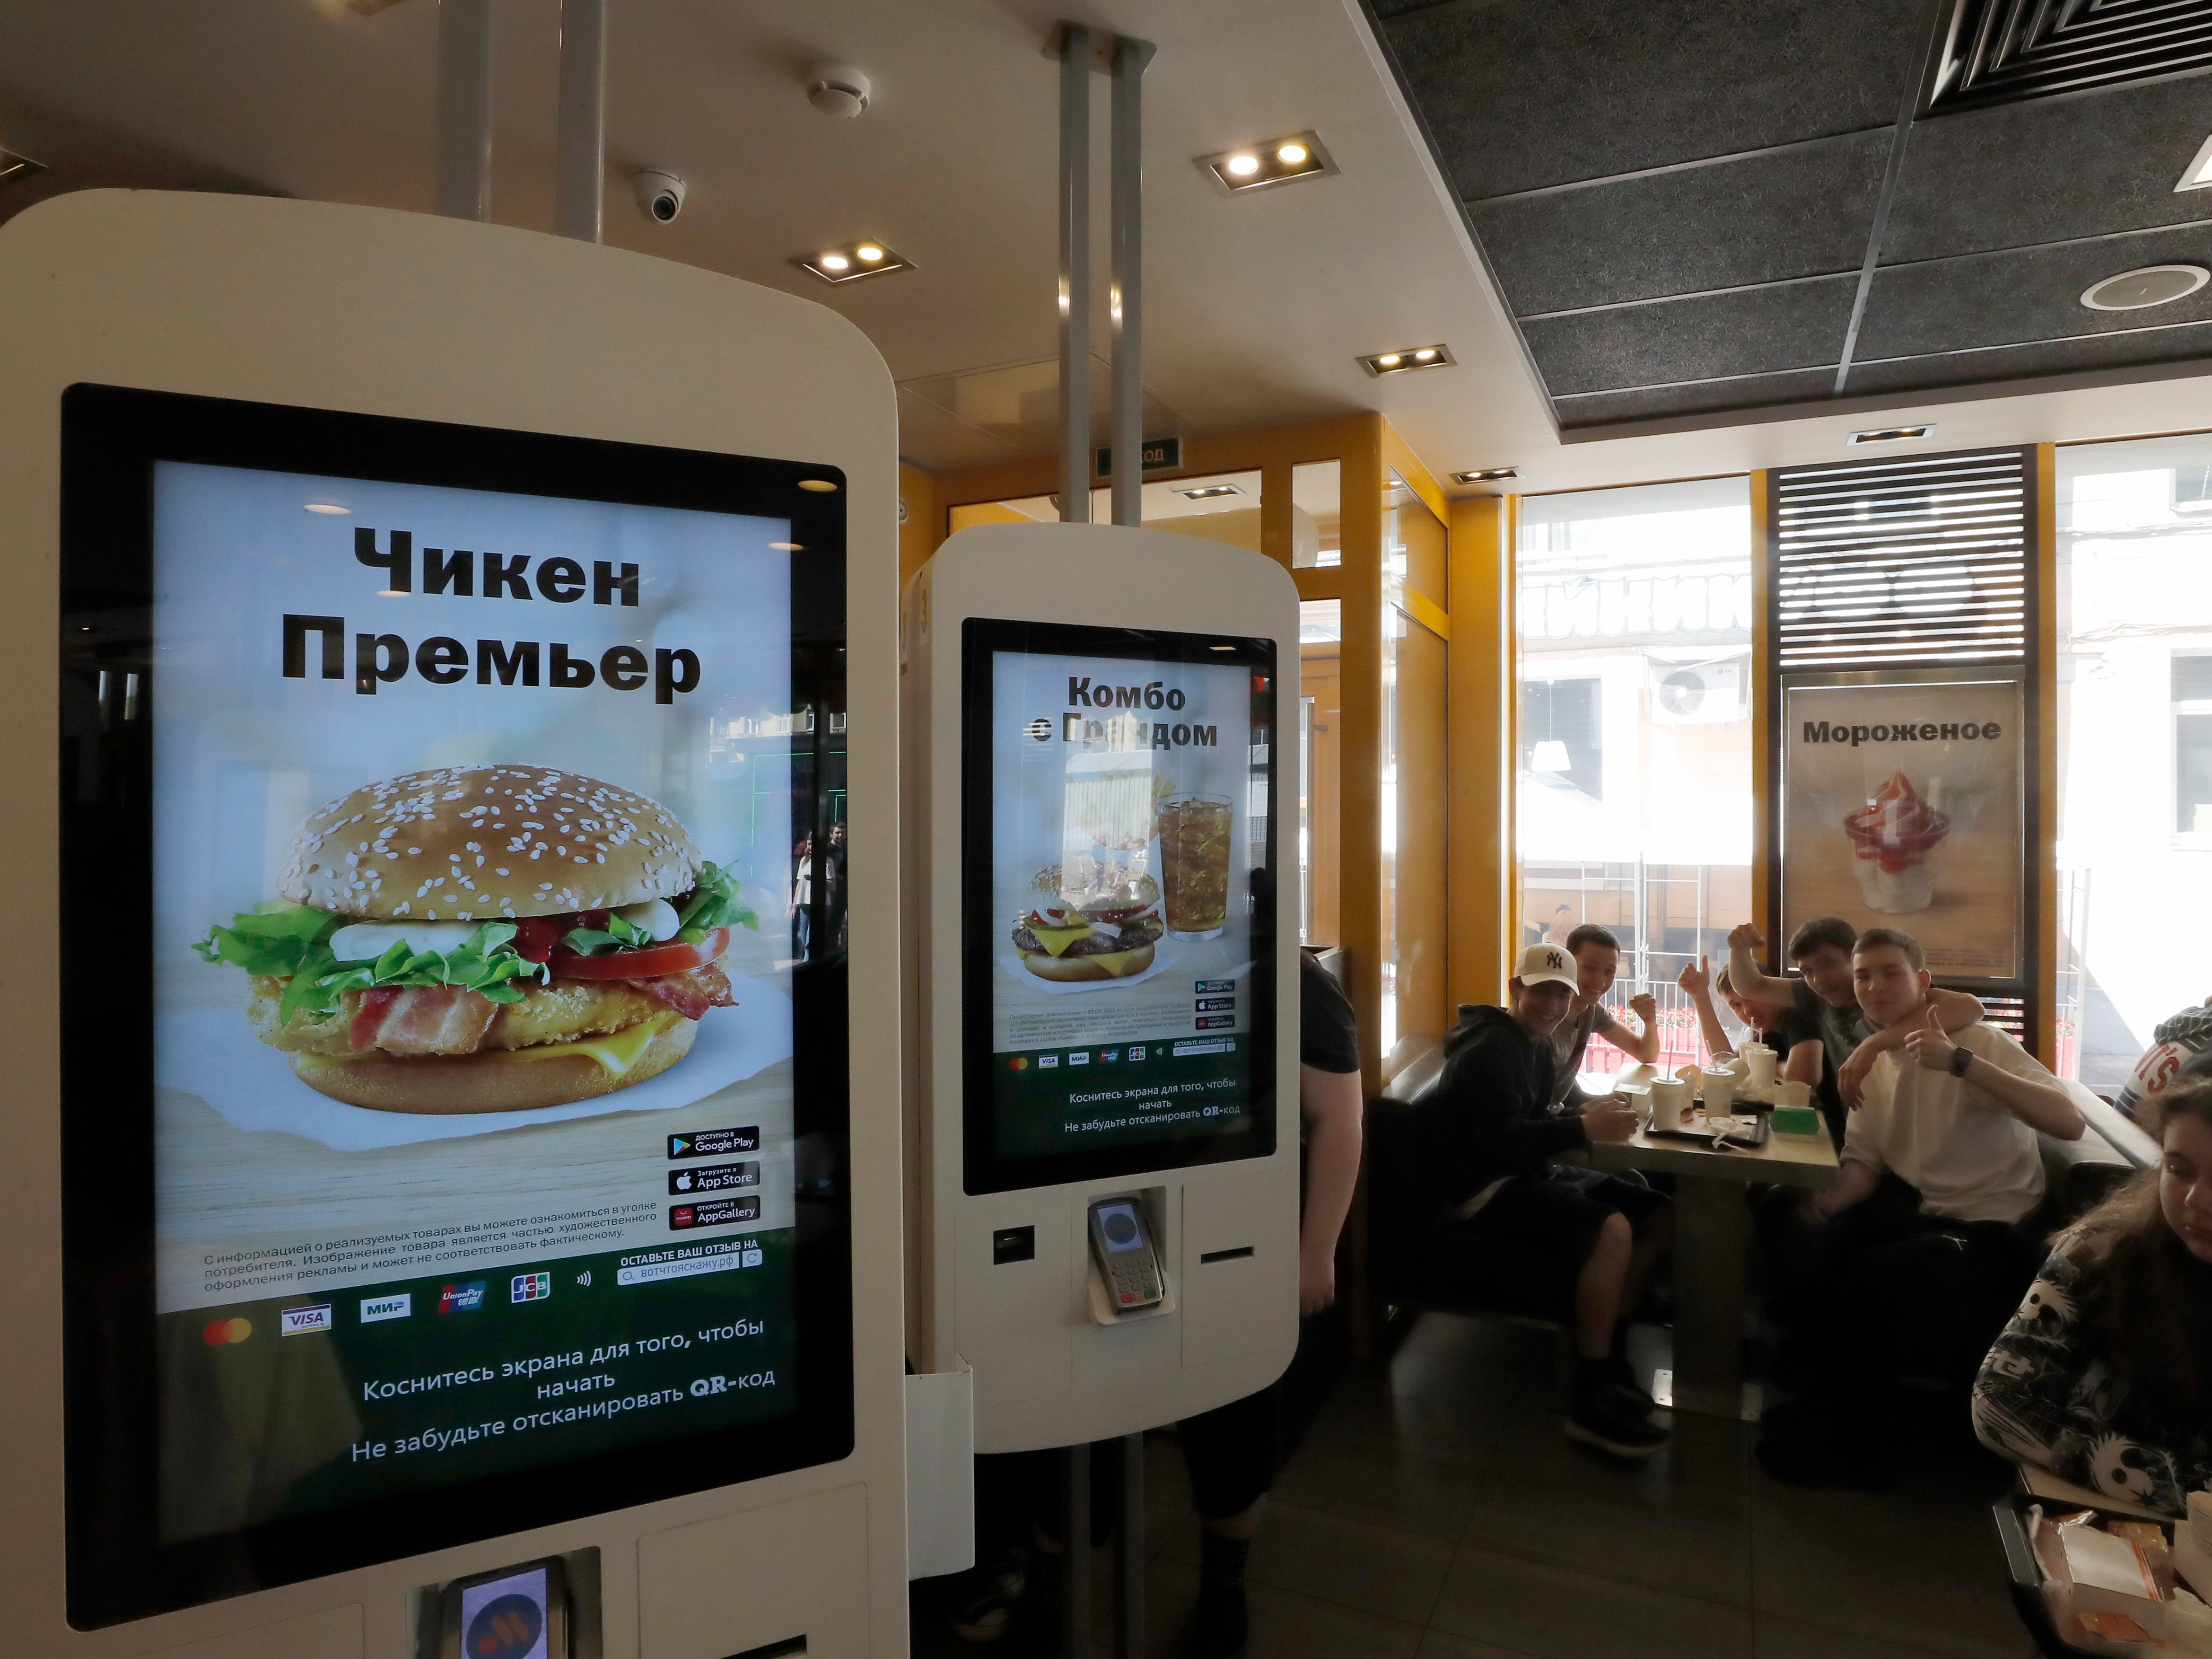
1771, 447, 2031, 672
1926, 0, 2212, 114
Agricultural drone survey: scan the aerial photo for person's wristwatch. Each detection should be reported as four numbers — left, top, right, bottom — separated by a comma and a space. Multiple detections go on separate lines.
1950, 1045, 1974, 1078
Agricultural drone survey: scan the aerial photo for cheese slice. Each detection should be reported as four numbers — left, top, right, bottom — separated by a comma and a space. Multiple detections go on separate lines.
1078, 948, 1148, 976
501, 1010, 685, 1075
1025, 922, 1095, 957
295, 1010, 686, 1078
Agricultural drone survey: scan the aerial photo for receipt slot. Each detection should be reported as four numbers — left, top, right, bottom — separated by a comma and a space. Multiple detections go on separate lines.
0, 192, 905, 1658
905, 523, 1301, 1452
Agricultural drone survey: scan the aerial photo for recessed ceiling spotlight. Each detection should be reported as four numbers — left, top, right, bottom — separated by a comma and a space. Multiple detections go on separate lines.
1452, 468, 1518, 483
1359, 344, 1454, 377
1847, 424, 1936, 445
2177, 132, 2212, 192
1180, 484, 1242, 500
796, 240, 913, 285
2081, 265, 2210, 311
0, 147, 44, 190
1199, 132, 1335, 193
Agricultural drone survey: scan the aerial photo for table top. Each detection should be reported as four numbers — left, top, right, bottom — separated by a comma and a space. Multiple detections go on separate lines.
1582, 1064, 1841, 1190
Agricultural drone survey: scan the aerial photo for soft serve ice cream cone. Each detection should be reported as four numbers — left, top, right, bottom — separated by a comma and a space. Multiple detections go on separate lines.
1842, 771, 1951, 914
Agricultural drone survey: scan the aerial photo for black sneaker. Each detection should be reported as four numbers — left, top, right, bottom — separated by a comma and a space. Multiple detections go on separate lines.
1565, 1386, 1670, 1459
1191, 1535, 1250, 1659
1603, 1353, 1657, 1413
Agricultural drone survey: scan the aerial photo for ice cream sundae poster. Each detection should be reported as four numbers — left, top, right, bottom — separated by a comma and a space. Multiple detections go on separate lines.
1780, 678, 2023, 979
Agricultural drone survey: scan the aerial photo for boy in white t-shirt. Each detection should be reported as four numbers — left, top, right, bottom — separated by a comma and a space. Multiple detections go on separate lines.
1757, 928, 2085, 1489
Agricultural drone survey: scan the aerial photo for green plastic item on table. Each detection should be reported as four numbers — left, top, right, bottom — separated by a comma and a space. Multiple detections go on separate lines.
1770, 1103, 1821, 1137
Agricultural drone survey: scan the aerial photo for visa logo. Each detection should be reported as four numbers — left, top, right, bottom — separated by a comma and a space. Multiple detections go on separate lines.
279, 1304, 332, 1336
359, 1292, 411, 1324
438, 1281, 486, 1314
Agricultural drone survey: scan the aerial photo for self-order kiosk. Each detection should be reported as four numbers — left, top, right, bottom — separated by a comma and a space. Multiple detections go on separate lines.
0, 192, 906, 1658
905, 524, 1302, 1452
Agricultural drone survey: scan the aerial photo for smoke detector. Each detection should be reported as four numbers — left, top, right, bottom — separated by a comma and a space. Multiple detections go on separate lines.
807, 63, 871, 118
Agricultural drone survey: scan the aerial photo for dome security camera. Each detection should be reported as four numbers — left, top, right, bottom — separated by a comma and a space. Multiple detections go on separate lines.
806, 63, 871, 118
634, 170, 686, 224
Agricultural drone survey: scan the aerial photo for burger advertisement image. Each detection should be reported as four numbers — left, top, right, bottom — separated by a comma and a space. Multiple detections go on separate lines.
143, 452, 828, 1543
981, 643, 1271, 1164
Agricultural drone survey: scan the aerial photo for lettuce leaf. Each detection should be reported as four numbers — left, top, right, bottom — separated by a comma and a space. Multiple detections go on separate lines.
675, 862, 760, 942
198, 909, 546, 1020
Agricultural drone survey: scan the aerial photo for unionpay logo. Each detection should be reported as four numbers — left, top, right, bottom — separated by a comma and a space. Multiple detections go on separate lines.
510, 1272, 551, 1304
359, 1292, 411, 1325
438, 1281, 486, 1314
279, 1304, 332, 1336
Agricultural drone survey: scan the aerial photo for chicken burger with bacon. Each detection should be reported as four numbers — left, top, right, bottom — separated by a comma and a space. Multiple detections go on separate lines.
196, 764, 758, 1114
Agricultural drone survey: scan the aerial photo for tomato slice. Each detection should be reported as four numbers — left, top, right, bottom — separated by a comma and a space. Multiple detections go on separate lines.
550, 927, 730, 981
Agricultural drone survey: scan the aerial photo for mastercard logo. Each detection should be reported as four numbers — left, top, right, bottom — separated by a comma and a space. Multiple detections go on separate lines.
201, 1317, 253, 1346
1009, 1057, 1029, 1071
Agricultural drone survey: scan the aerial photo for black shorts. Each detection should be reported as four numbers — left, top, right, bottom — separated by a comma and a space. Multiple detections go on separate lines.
1421, 1169, 1667, 1321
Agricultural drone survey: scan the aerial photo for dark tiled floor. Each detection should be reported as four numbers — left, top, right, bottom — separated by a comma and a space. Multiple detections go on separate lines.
915, 1312, 2032, 1659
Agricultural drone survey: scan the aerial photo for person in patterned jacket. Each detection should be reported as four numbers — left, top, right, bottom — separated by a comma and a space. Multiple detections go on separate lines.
1972, 1080, 2212, 1517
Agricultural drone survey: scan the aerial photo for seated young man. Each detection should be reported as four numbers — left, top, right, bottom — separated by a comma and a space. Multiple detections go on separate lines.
1546, 923, 1661, 1106
2115, 993, 2212, 1120
1726, 915, 1985, 1141
1413, 942, 1671, 1457
1677, 954, 1823, 1083
1757, 928, 2084, 1489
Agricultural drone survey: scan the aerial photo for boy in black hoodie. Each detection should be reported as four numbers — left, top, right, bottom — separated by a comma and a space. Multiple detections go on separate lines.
1414, 943, 1671, 1456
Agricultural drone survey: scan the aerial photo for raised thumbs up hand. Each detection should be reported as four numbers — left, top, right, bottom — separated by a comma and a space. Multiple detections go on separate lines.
1902, 1000, 1958, 1074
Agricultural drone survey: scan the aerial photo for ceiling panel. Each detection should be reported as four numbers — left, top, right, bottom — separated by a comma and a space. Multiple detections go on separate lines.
1552, 367, 1839, 427
1854, 225, 2212, 359
1883, 75, 2212, 263
1378, 0, 1924, 200
1521, 277, 1855, 395
1845, 323, 2212, 394
1471, 132, 1889, 314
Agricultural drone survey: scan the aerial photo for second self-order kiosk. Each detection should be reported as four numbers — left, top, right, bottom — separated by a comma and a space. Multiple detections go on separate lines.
0, 191, 905, 1658
904, 523, 1303, 1452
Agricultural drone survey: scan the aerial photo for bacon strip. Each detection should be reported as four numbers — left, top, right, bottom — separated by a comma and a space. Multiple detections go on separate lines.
350, 987, 401, 1051
630, 963, 736, 1022
351, 985, 500, 1055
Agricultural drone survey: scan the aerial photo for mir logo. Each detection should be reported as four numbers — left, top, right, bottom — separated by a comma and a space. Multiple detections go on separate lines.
358, 1291, 411, 1325
510, 1272, 552, 1304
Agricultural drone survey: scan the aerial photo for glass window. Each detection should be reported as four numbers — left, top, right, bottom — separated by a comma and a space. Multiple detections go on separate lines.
1298, 600, 1342, 947
2055, 435, 2212, 1088
1516, 477, 1754, 1075
1381, 482, 1448, 1069
1293, 461, 1340, 568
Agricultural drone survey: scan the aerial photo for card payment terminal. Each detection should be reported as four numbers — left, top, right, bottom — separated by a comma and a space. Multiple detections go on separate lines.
1088, 1197, 1164, 1313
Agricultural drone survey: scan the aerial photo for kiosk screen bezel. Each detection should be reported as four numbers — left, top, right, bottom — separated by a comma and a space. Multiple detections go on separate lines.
58, 385, 856, 1628
960, 616, 1279, 1196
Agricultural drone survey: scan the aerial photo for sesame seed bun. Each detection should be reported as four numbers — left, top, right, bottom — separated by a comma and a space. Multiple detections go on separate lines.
284, 1015, 698, 1114
278, 765, 702, 922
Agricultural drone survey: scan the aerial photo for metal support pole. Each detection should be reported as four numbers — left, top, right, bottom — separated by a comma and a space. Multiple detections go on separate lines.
435, 0, 493, 221
554, 0, 607, 242
1057, 25, 1092, 524
1065, 1442, 1092, 1658
1116, 1431, 1145, 1659
1107, 37, 1152, 529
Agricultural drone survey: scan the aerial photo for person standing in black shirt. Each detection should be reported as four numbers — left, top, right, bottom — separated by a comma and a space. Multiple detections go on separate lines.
1177, 950, 1364, 1657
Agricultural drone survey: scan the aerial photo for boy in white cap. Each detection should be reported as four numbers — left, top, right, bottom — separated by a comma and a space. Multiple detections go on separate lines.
1412, 943, 1671, 1456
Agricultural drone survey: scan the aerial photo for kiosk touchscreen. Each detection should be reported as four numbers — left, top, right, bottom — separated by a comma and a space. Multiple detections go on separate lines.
907, 525, 1300, 1452
0, 193, 904, 1659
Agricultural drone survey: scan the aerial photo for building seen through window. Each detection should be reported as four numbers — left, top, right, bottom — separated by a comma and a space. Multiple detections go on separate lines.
1516, 476, 1754, 1074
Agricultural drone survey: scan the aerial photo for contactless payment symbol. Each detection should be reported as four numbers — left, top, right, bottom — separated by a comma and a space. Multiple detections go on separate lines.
510, 1272, 551, 1304
465, 1592, 543, 1659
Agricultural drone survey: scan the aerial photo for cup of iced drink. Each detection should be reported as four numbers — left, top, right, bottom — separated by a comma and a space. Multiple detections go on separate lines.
1159, 793, 1233, 941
